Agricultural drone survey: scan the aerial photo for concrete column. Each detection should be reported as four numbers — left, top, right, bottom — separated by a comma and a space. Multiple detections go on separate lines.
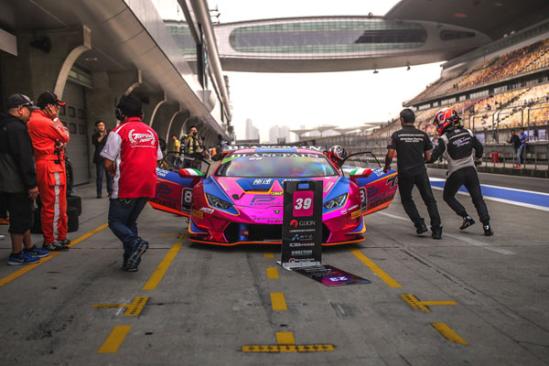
149, 92, 168, 127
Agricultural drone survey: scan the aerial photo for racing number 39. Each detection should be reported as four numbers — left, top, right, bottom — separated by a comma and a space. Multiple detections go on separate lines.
293, 191, 314, 217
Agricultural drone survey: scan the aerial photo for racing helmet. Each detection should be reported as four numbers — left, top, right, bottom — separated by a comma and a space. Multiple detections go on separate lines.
433, 108, 461, 136
327, 145, 347, 166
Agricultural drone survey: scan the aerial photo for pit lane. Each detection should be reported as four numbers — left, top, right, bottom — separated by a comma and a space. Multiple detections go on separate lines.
0, 176, 548, 365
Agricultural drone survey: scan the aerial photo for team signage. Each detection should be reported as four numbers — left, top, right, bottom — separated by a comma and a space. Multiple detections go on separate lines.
281, 181, 323, 269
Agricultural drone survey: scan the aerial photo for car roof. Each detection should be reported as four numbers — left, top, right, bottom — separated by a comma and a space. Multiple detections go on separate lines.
227, 146, 324, 155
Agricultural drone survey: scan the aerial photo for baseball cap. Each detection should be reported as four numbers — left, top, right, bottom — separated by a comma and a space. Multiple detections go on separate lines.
7, 93, 35, 109
36, 91, 65, 109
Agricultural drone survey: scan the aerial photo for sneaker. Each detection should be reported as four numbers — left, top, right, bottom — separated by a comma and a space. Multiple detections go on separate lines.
415, 220, 428, 235
122, 257, 141, 272
8, 252, 39, 266
460, 216, 475, 230
431, 226, 443, 240
42, 242, 68, 251
57, 239, 71, 249
483, 224, 494, 236
23, 246, 49, 258
126, 239, 149, 269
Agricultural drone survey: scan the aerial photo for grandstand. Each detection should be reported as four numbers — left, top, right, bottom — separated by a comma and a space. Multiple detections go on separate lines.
295, 28, 549, 176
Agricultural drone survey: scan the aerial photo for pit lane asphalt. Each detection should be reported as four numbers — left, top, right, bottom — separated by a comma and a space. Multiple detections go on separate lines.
0, 181, 548, 366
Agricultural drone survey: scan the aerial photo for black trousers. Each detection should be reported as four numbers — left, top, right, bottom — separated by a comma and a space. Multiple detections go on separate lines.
1, 192, 33, 234
443, 167, 490, 225
398, 170, 441, 228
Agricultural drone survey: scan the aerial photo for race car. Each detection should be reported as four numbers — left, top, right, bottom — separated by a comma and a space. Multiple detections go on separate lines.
150, 146, 397, 246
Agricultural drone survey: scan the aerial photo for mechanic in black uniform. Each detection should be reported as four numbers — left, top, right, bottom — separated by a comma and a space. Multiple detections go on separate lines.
430, 108, 493, 236
384, 108, 443, 239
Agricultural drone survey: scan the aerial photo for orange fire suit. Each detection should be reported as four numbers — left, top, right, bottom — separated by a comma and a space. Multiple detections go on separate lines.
27, 110, 70, 244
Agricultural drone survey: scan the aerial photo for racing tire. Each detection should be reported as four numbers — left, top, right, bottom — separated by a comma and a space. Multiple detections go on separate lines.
67, 206, 79, 233
67, 195, 82, 216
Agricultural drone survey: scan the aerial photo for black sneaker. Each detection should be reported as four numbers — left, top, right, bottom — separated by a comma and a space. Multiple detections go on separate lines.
415, 220, 428, 235
126, 240, 149, 269
483, 224, 494, 236
431, 226, 443, 240
57, 239, 71, 249
121, 256, 141, 272
460, 216, 475, 230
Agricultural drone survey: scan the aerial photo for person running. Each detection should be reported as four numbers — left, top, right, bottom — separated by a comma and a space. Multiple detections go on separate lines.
101, 95, 163, 272
384, 108, 443, 239
0, 94, 48, 264
430, 108, 493, 236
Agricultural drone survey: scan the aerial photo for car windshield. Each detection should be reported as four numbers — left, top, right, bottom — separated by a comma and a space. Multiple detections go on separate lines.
216, 152, 338, 178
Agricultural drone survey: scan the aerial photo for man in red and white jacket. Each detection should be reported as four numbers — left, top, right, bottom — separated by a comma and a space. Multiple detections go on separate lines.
101, 95, 162, 271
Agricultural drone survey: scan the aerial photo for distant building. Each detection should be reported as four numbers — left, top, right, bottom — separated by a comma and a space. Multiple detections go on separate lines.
245, 119, 259, 140
268, 125, 290, 143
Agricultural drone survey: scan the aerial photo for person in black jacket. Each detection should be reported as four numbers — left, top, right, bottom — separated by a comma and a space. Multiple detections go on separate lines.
506, 130, 521, 168
0, 94, 49, 265
384, 108, 442, 239
430, 108, 493, 236
91, 120, 112, 198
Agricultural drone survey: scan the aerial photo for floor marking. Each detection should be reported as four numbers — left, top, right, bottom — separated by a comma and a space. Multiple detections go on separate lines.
445, 233, 515, 256
241, 344, 335, 353
351, 250, 401, 288
264, 253, 275, 259
143, 242, 182, 291
266, 266, 279, 280
276, 331, 296, 345
68, 223, 109, 248
379, 212, 515, 256
429, 179, 549, 212
270, 292, 288, 311
432, 322, 468, 346
93, 296, 150, 317
98, 325, 132, 353
401, 293, 456, 312
124, 296, 150, 317
0, 223, 107, 288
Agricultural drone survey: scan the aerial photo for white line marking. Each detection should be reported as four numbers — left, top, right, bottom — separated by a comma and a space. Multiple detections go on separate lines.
378, 212, 514, 256
430, 186, 549, 212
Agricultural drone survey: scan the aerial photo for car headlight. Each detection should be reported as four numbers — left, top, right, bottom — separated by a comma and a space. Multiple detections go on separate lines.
324, 193, 347, 210
206, 193, 233, 210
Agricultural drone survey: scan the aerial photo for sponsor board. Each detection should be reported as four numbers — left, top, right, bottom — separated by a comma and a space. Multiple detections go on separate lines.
281, 181, 323, 269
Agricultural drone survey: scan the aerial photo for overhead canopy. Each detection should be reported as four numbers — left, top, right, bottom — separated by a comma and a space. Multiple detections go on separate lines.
386, 0, 549, 39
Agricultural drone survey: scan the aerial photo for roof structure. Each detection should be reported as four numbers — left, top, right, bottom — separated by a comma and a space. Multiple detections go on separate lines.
386, 0, 549, 40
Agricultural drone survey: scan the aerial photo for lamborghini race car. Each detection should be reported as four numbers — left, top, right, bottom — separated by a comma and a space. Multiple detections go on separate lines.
150, 147, 398, 246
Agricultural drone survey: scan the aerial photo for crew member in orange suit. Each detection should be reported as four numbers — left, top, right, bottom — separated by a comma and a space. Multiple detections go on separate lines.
27, 91, 70, 251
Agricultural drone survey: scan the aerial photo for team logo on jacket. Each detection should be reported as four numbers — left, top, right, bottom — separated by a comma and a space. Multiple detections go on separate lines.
128, 129, 155, 145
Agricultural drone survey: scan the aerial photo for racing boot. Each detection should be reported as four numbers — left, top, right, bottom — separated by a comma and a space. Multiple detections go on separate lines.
483, 223, 494, 236
431, 226, 443, 240
460, 216, 475, 230
415, 219, 428, 235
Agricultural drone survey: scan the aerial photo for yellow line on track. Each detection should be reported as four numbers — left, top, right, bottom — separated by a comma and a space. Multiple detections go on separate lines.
432, 322, 468, 346
68, 223, 108, 248
270, 292, 288, 311
0, 223, 108, 288
143, 242, 182, 291
263, 253, 274, 259
98, 325, 132, 353
276, 331, 295, 345
351, 249, 401, 288
266, 266, 279, 280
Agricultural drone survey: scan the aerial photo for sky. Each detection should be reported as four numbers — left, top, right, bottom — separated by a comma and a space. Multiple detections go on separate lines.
153, 0, 443, 142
